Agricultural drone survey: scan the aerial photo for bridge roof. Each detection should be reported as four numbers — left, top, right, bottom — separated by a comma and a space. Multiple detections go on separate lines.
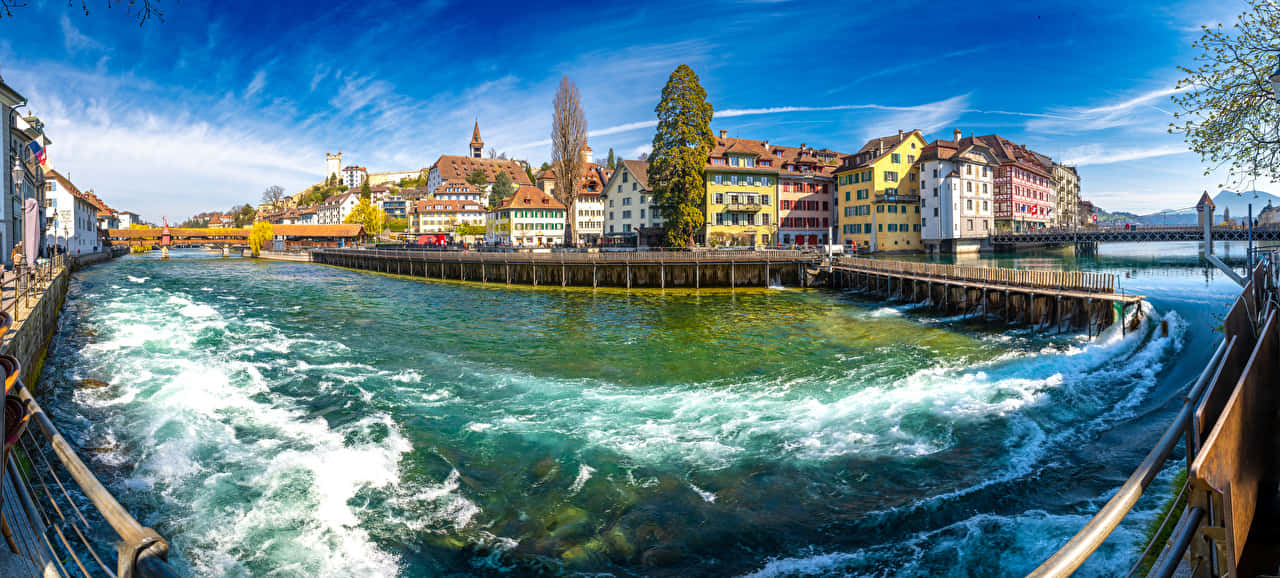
107, 224, 365, 239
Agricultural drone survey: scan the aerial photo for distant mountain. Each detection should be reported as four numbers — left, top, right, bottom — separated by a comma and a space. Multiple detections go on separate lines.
1211, 189, 1279, 219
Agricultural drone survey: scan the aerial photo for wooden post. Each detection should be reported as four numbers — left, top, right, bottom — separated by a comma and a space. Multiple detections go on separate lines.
730, 261, 735, 288
695, 262, 700, 289
661, 263, 665, 289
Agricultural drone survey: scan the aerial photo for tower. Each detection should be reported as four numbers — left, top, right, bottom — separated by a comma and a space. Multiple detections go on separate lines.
580, 144, 593, 165
470, 122, 484, 159
326, 152, 342, 181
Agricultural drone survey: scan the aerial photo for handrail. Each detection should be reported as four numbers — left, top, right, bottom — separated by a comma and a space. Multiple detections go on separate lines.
314, 247, 819, 265
1027, 340, 1227, 577
832, 256, 1118, 294
13, 379, 179, 577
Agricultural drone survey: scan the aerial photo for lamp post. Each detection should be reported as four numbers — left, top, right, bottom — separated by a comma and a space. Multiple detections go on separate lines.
11, 159, 22, 269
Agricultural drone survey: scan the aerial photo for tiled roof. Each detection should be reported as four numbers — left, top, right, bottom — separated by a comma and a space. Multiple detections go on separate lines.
536, 162, 604, 195
841, 130, 926, 170
273, 224, 365, 238
497, 186, 566, 211
430, 155, 534, 187
471, 121, 483, 145
974, 135, 1052, 177
768, 144, 847, 178
920, 137, 998, 165
618, 160, 651, 190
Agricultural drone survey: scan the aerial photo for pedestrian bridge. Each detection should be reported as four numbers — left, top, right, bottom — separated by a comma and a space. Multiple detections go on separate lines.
990, 225, 1280, 246
106, 224, 365, 248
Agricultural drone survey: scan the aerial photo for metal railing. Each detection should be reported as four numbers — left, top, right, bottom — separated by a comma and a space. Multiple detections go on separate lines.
1030, 255, 1277, 577
831, 255, 1117, 294
0, 254, 179, 577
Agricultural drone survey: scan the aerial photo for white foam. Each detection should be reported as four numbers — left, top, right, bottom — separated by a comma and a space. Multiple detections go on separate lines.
568, 464, 595, 495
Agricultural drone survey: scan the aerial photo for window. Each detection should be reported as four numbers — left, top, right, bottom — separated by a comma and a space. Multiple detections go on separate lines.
761, 195, 770, 205
762, 214, 769, 225
884, 171, 898, 183
966, 182, 973, 192
888, 224, 897, 232
640, 195, 647, 204
878, 224, 883, 232
622, 210, 632, 219
731, 156, 740, 167
966, 199, 973, 210
623, 198, 632, 206
640, 210, 645, 219
888, 205, 898, 214
716, 213, 724, 225
845, 190, 851, 202
891, 153, 901, 164
715, 193, 724, 204
876, 205, 884, 213
730, 175, 739, 185
982, 183, 988, 194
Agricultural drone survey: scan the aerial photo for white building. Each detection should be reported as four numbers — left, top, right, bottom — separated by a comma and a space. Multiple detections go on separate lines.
919, 131, 999, 254
409, 199, 485, 234
341, 165, 368, 189
45, 170, 100, 255
367, 170, 422, 187
117, 211, 140, 228
316, 192, 360, 225
485, 186, 566, 247
8, 105, 51, 263
326, 152, 342, 181
601, 160, 661, 241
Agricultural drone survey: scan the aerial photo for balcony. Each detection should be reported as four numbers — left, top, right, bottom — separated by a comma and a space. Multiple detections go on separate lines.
875, 193, 921, 204
724, 202, 764, 212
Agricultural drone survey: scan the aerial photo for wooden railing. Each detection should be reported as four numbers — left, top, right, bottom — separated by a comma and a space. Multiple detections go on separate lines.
831, 256, 1116, 293
317, 247, 819, 264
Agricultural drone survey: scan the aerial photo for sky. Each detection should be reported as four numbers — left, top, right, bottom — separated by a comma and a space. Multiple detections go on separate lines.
0, 0, 1271, 222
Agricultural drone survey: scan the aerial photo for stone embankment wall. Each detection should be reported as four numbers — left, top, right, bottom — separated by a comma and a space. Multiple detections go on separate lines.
246, 249, 314, 262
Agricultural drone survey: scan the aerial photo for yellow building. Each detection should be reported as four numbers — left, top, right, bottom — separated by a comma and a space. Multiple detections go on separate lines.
836, 130, 926, 252
704, 131, 780, 246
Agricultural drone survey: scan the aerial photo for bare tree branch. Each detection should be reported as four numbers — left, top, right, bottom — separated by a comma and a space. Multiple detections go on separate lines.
551, 76, 587, 247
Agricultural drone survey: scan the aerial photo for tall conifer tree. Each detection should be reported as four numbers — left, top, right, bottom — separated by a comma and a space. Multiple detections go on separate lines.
649, 65, 714, 248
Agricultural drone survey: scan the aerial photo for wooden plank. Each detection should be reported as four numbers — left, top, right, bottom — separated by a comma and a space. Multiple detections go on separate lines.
1190, 310, 1279, 572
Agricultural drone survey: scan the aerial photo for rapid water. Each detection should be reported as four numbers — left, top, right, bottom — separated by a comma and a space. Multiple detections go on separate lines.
35, 244, 1249, 576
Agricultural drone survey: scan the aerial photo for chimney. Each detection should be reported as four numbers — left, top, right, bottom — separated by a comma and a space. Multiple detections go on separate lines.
719, 130, 727, 139
953, 129, 962, 142
763, 140, 769, 149
898, 129, 903, 140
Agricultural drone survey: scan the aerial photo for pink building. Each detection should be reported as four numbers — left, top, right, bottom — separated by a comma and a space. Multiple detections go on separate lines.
977, 135, 1054, 231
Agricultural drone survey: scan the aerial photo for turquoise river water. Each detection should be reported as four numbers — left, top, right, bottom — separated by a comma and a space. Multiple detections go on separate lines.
34, 244, 1253, 576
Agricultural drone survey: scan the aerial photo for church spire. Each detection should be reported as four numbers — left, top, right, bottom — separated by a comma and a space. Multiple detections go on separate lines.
470, 120, 484, 158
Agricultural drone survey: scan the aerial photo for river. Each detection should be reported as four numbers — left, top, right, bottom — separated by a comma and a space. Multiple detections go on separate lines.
34, 243, 1250, 576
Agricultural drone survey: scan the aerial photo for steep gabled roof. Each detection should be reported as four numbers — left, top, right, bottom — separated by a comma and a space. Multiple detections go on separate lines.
430, 155, 534, 187
497, 186, 566, 211
617, 160, 650, 190
840, 129, 926, 170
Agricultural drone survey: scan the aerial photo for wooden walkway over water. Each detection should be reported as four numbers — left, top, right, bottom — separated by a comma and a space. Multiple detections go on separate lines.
829, 256, 1143, 332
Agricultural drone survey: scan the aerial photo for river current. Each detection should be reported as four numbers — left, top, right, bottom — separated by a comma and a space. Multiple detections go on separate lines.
35, 244, 1248, 576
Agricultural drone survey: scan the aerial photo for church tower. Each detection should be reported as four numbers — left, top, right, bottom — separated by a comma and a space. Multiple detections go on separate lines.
470, 122, 484, 159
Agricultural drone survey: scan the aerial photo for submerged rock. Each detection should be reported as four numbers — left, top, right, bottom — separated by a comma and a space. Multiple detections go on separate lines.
79, 378, 110, 389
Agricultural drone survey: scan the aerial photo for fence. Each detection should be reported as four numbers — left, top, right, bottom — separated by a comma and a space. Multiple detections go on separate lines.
831, 256, 1116, 293
319, 247, 817, 264
0, 254, 179, 577
1029, 255, 1278, 577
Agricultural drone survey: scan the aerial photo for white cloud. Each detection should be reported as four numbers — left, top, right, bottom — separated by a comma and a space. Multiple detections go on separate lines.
1025, 86, 1189, 134
60, 15, 104, 55
1061, 143, 1191, 166
245, 69, 267, 99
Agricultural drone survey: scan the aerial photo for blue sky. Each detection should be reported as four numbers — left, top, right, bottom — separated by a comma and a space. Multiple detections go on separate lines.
0, 0, 1267, 222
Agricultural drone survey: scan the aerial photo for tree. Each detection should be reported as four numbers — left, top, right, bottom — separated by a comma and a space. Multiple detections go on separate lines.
344, 197, 384, 236
1, 0, 162, 23
1170, 1, 1280, 189
551, 75, 588, 246
639, 152, 649, 162
249, 221, 273, 257
524, 163, 537, 185
488, 147, 498, 159
454, 224, 486, 237
606, 148, 616, 171
649, 65, 714, 248
489, 170, 516, 209
387, 218, 408, 233
261, 185, 287, 209
466, 169, 488, 188
360, 178, 371, 200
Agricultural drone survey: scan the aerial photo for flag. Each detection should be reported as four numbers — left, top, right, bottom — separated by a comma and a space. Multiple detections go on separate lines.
26, 141, 46, 166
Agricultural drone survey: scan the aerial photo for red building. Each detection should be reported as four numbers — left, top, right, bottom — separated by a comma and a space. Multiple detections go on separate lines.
772, 142, 844, 246
977, 135, 1054, 231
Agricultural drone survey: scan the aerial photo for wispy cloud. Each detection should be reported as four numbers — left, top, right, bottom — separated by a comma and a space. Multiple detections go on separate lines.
60, 15, 104, 55
245, 69, 267, 99
1060, 143, 1191, 166
1025, 86, 1189, 134
826, 45, 997, 96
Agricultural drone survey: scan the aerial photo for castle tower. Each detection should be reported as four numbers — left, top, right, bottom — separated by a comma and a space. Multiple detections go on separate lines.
326, 152, 342, 180
580, 144, 593, 165
470, 122, 484, 159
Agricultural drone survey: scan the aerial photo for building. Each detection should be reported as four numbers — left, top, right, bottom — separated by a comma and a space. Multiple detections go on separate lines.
835, 130, 927, 252
326, 152, 342, 181
409, 199, 485, 234
535, 145, 605, 244
367, 170, 422, 187
425, 124, 534, 205
485, 185, 566, 247
372, 186, 408, 221
772, 142, 842, 246
601, 160, 661, 243
705, 130, 780, 247
45, 170, 100, 255
975, 135, 1054, 231
1257, 202, 1278, 226
1052, 163, 1081, 228
316, 192, 360, 225
117, 211, 140, 228
432, 181, 483, 203
341, 165, 368, 189
207, 214, 226, 228
9, 108, 52, 263
919, 130, 999, 253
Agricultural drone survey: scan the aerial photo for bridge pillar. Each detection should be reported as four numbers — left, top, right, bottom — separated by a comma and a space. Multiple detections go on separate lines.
161, 246, 169, 259
222, 246, 230, 258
